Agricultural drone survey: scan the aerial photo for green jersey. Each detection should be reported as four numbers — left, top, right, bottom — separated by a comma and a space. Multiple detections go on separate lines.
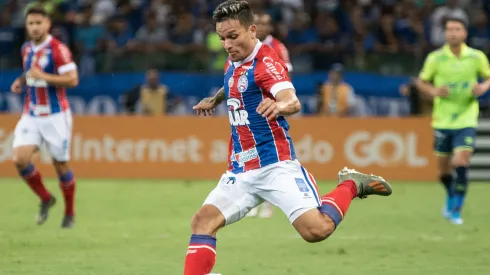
419, 44, 490, 129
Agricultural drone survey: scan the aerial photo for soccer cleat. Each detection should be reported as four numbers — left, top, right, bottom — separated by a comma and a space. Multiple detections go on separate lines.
36, 196, 56, 225
338, 167, 392, 198
442, 196, 453, 219
450, 212, 463, 225
246, 206, 259, 217
61, 215, 75, 229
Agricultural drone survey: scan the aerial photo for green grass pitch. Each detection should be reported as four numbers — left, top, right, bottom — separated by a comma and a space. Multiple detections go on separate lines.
1, 179, 490, 275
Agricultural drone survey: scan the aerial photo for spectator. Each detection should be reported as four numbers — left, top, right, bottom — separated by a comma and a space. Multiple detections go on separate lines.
317, 64, 356, 116
468, 10, 490, 53
0, 8, 16, 67
106, 15, 136, 53
123, 69, 171, 115
313, 14, 347, 70
399, 77, 432, 116
374, 13, 399, 53
430, 0, 468, 47
135, 11, 170, 52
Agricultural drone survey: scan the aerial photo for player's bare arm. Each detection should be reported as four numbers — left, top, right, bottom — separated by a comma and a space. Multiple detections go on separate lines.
193, 87, 226, 116
28, 67, 78, 88
472, 78, 490, 96
415, 78, 449, 97
256, 89, 301, 121
11, 73, 26, 93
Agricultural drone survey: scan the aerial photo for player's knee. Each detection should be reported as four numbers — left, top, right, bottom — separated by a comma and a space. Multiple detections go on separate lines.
190, 205, 225, 235
453, 152, 471, 167
11, 154, 31, 169
300, 218, 335, 243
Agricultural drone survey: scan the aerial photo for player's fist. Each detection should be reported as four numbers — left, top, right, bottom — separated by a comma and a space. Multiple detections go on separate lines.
193, 97, 216, 116
11, 78, 23, 94
28, 67, 45, 80
472, 83, 487, 97
430, 86, 449, 97
257, 98, 279, 121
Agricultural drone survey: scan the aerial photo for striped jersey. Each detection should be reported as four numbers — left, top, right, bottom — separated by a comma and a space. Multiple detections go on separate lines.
262, 35, 293, 72
22, 35, 76, 116
225, 41, 297, 174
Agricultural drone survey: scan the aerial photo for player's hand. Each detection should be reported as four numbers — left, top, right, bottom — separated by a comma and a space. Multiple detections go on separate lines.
193, 97, 216, 116
11, 78, 22, 94
28, 67, 45, 80
430, 86, 449, 97
257, 98, 279, 121
472, 83, 487, 97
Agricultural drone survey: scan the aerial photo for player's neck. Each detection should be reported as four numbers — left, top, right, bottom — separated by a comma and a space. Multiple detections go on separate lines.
449, 44, 462, 57
31, 34, 49, 46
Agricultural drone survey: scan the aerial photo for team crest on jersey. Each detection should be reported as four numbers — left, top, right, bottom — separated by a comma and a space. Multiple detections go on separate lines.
237, 75, 248, 93
37, 54, 49, 69
228, 76, 234, 88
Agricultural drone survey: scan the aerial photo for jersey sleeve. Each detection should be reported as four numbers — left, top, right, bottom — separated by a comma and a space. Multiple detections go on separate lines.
476, 50, 490, 79
419, 52, 437, 81
255, 54, 295, 98
53, 43, 77, 75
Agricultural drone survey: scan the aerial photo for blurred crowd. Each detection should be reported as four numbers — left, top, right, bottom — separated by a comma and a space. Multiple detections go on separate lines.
1, 0, 490, 74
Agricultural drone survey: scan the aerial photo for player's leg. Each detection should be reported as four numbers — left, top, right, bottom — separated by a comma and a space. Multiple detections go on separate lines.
184, 172, 261, 275
434, 129, 454, 219
258, 201, 274, 218
12, 115, 55, 225
449, 127, 476, 224
255, 161, 391, 243
40, 112, 76, 228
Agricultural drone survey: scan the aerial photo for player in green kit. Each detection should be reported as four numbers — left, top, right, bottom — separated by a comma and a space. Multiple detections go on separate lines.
416, 18, 490, 225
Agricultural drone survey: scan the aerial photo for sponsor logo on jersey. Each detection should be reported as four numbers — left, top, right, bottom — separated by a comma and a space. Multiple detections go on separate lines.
235, 147, 258, 167
227, 98, 250, 126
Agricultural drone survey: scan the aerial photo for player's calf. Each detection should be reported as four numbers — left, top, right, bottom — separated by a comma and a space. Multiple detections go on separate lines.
53, 160, 76, 228
12, 146, 52, 204
184, 205, 225, 275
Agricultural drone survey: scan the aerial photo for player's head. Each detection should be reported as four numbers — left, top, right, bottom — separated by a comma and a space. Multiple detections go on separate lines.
254, 13, 272, 41
146, 68, 160, 88
25, 6, 51, 43
328, 63, 344, 84
445, 17, 467, 47
213, 0, 256, 62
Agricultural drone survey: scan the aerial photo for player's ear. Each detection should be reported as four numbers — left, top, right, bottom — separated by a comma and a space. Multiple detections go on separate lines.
249, 24, 256, 39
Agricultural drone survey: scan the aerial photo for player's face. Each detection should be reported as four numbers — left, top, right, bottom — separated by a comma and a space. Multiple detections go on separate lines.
217, 19, 257, 62
254, 14, 272, 41
445, 21, 467, 46
26, 14, 50, 42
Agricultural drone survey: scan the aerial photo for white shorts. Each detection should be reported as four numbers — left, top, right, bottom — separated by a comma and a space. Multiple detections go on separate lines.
12, 111, 73, 161
203, 160, 321, 225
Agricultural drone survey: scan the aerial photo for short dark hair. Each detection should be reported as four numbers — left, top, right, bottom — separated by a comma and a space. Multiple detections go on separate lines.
25, 6, 49, 18
212, 0, 254, 27
444, 17, 468, 30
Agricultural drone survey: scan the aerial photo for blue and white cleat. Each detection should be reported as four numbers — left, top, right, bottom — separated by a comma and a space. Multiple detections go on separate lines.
450, 212, 463, 225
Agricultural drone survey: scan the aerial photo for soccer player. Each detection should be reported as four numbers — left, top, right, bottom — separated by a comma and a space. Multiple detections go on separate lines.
246, 12, 293, 219
10, 6, 79, 228
416, 17, 490, 225
184, 2, 392, 274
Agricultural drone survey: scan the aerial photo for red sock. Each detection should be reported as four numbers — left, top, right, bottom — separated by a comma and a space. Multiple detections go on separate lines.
184, 234, 217, 275
59, 170, 76, 216
19, 164, 51, 202
318, 180, 357, 227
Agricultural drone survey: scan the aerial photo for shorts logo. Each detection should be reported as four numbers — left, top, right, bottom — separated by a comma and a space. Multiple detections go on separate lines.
237, 75, 248, 93
465, 136, 473, 145
294, 178, 310, 193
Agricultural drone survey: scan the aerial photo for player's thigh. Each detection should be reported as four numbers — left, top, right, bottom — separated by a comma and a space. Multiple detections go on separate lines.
40, 112, 73, 162
203, 172, 262, 227
434, 129, 453, 157
452, 127, 476, 167
12, 115, 42, 150
255, 160, 321, 224
436, 155, 452, 175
